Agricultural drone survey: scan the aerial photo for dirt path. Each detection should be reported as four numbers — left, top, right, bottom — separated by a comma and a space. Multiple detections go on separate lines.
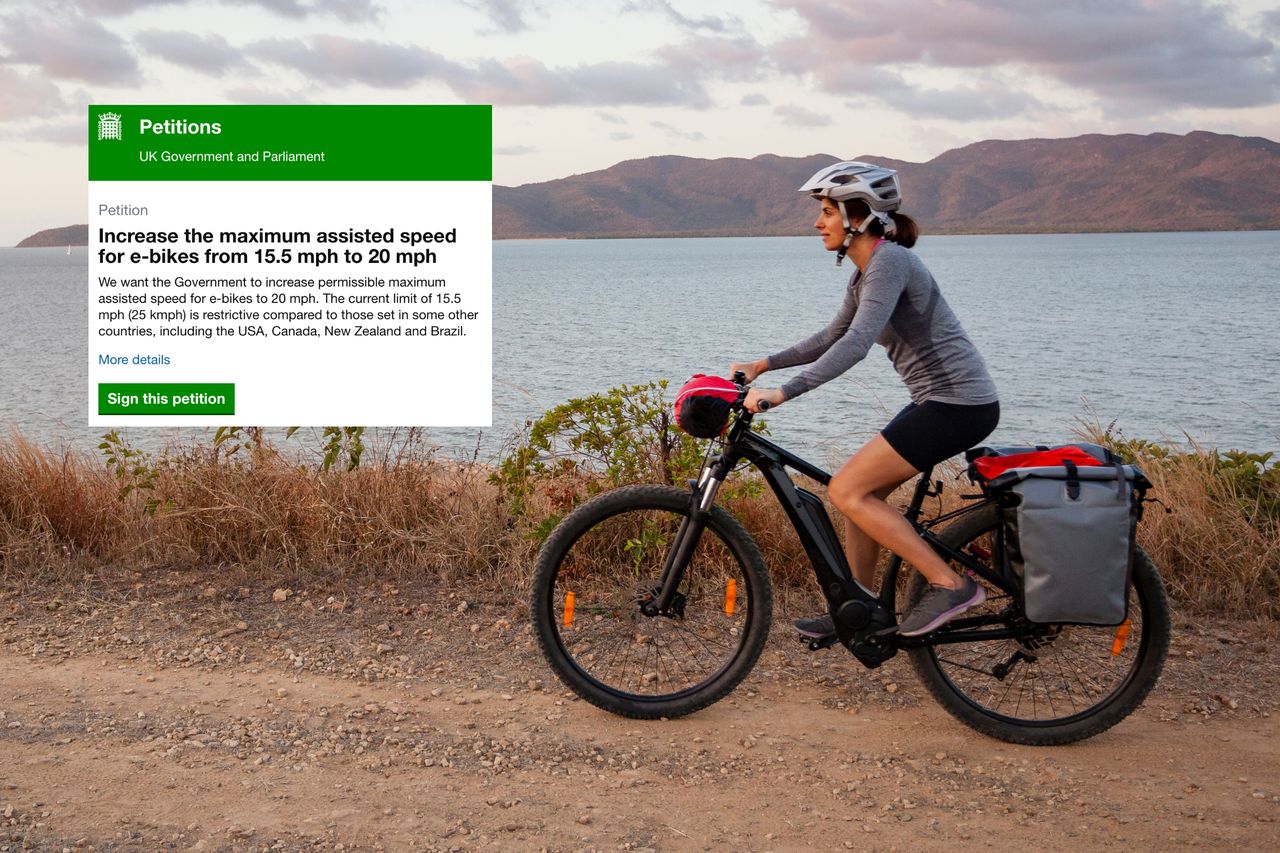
1, 577, 1278, 852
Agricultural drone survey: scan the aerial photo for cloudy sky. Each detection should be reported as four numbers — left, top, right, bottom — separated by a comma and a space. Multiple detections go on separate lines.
2, 0, 1278, 244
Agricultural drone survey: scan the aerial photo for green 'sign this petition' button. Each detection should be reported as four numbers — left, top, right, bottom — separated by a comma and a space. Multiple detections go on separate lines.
99, 383, 235, 415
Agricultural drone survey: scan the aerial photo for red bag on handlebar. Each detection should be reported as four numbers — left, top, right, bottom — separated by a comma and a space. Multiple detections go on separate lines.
674, 374, 740, 438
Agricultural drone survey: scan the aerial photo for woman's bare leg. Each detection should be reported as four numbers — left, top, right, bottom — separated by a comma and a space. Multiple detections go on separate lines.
828, 435, 962, 589
844, 486, 893, 590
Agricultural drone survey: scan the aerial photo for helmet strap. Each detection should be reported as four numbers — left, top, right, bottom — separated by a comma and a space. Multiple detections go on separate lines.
857, 213, 882, 233
835, 202, 888, 267
836, 200, 855, 267
835, 232, 853, 267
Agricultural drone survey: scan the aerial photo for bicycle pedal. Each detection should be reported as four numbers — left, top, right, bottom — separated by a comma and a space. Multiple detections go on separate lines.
799, 633, 840, 651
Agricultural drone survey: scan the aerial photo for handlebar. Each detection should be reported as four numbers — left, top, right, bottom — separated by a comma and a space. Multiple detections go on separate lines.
730, 370, 771, 412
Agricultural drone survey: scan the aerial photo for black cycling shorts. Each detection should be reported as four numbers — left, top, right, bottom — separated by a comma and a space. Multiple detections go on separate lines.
880, 400, 1000, 471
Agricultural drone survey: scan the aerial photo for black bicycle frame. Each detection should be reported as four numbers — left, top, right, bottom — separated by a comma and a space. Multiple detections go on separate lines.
648, 410, 1027, 667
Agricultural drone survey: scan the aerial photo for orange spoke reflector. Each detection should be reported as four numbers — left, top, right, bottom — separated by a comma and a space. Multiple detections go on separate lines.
724, 579, 737, 617
563, 591, 576, 628
1111, 618, 1132, 656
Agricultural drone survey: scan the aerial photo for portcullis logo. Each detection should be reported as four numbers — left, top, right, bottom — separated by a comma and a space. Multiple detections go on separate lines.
97, 112, 123, 141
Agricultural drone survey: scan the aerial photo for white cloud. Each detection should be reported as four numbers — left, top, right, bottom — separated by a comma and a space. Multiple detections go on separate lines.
773, 104, 829, 126
770, 0, 1280, 111
248, 36, 454, 87
135, 30, 253, 76
18, 117, 88, 144
62, 0, 182, 14
246, 0, 382, 21
656, 34, 769, 81
246, 36, 713, 106
225, 84, 310, 103
1, 13, 140, 85
0, 68, 66, 121
621, 0, 737, 34
650, 120, 705, 140
65, 0, 382, 22
851, 70, 1055, 122
466, 0, 539, 33
453, 57, 710, 107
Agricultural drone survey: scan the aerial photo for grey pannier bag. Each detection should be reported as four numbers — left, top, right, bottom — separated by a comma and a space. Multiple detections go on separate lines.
967, 443, 1151, 626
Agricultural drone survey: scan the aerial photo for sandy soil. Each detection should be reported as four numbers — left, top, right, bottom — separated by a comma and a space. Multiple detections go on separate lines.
1, 573, 1277, 852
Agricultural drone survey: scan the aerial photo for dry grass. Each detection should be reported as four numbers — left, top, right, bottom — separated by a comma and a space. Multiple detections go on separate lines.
1122, 451, 1279, 618
0, 431, 535, 594
0, 434, 125, 581
1, 430, 1275, 619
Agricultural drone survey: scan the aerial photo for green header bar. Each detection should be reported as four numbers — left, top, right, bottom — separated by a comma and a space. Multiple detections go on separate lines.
89, 105, 491, 181
99, 383, 236, 415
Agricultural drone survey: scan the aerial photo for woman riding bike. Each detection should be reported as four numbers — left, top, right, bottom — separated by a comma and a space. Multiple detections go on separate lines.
731, 161, 1000, 637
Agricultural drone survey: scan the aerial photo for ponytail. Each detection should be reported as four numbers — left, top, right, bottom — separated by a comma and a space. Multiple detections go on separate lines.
843, 199, 921, 249
887, 212, 919, 249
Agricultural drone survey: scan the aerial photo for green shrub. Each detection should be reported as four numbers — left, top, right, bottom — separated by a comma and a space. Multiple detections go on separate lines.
1196, 450, 1278, 527
1093, 422, 1278, 528
493, 380, 765, 522
494, 381, 697, 507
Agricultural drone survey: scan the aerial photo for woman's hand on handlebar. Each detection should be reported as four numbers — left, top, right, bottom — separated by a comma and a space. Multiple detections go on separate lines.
744, 388, 783, 414
729, 359, 767, 384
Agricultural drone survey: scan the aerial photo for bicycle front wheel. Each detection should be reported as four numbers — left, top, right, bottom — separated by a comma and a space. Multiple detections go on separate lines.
530, 484, 772, 719
907, 505, 1171, 745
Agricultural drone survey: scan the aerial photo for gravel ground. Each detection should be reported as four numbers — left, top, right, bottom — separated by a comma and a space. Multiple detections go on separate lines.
0, 571, 1277, 852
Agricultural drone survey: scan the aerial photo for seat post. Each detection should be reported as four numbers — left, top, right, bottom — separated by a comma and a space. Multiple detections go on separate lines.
903, 467, 936, 523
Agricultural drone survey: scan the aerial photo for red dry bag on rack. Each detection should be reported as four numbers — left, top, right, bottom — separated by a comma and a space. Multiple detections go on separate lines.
967, 443, 1148, 625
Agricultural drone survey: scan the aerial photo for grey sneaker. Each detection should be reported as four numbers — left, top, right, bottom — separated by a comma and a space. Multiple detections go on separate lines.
898, 576, 986, 636
794, 613, 835, 639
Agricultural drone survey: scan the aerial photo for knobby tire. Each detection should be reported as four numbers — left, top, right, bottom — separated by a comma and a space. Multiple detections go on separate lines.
530, 485, 772, 719
907, 505, 1171, 745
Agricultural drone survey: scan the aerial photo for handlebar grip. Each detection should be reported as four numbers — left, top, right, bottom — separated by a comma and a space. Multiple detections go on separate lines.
758, 400, 771, 411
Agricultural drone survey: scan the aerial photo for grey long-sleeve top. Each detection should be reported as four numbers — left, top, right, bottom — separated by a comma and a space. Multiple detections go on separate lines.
766, 242, 998, 405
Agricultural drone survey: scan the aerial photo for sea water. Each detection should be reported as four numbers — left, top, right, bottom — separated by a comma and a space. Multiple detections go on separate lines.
2, 231, 1277, 466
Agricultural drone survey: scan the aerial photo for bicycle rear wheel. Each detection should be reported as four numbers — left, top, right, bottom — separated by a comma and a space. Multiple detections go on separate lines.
907, 505, 1170, 745
530, 484, 771, 719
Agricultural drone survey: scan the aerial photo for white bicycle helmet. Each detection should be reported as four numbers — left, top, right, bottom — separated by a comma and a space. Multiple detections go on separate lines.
799, 161, 902, 265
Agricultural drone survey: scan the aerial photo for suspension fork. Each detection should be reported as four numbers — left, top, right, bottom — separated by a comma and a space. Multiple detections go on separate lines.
642, 452, 734, 616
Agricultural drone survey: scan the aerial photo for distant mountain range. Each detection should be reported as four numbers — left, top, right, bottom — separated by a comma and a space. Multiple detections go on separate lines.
16, 224, 88, 248
16, 132, 1279, 246
495, 131, 1280, 238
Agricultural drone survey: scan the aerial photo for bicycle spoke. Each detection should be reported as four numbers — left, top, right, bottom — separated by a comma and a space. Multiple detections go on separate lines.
547, 502, 755, 700
908, 515, 1161, 727
936, 656, 998, 677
